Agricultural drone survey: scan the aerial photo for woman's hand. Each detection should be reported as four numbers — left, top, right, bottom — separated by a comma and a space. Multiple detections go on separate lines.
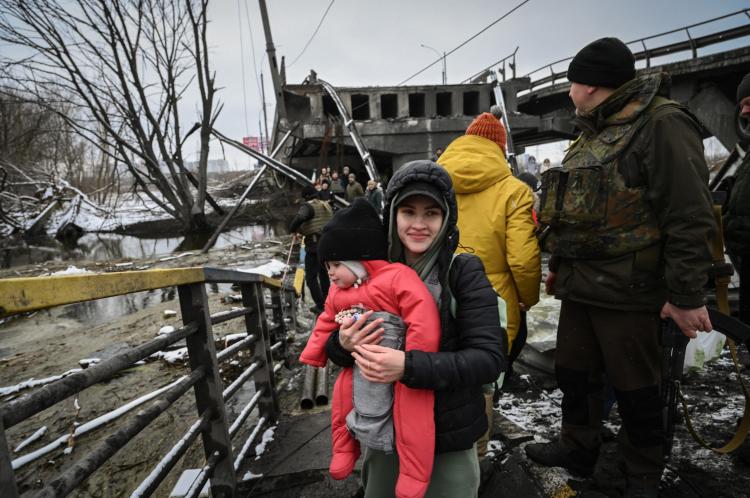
352, 344, 405, 383
338, 310, 384, 352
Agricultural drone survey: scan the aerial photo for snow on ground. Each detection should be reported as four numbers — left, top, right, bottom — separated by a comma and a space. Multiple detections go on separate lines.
242, 470, 263, 481
150, 348, 189, 364
158, 325, 176, 335
50, 266, 93, 276
238, 259, 287, 278
254, 425, 277, 460
498, 379, 563, 438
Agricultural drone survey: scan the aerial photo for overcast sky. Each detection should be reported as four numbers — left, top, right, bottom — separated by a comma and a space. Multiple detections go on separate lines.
199, 0, 749, 167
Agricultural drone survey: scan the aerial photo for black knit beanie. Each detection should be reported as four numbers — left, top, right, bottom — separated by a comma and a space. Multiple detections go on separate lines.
737, 73, 750, 103
317, 197, 387, 262
567, 37, 635, 88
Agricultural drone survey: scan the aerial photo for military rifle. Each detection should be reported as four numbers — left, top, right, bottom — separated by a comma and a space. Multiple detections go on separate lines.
661, 317, 690, 458
662, 308, 750, 458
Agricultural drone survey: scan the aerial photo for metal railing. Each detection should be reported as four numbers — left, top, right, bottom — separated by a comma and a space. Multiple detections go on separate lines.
0, 266, 300, 497
523, 8, 750, 92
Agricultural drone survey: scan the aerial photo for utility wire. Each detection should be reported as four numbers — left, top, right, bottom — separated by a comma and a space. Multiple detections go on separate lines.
396, 0, 532, 86
236, 0, 250, 136
244, 2, 263, 105
288, 0, 335, 67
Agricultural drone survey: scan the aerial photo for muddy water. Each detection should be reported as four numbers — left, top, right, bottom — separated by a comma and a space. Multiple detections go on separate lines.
2, 223, 284, 269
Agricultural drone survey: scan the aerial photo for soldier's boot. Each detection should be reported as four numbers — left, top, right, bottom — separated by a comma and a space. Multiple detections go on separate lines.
623, 476, 659, 498
524, 440, 597, 477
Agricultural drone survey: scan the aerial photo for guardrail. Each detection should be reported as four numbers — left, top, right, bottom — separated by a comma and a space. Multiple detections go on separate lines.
0, 266, 300, 497
523, 8, 750, 92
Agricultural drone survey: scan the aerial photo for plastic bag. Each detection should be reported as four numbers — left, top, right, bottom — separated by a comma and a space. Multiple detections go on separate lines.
683, 330, 726, 372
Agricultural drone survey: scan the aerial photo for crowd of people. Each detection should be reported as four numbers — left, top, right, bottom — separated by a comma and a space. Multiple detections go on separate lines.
287, 36, 746, 498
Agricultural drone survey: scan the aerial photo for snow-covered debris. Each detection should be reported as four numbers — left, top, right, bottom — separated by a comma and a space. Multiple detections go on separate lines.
170, 469, 209, 497
0, 368, 82, 397
242, 470, 263, 481
51, 266, 92, 276
158, 325, 176, 336
12, 376, 186, 470
14, 426, 47, 453
254, 425, 277, 460
159, 252, 193, 262
150, 347, 188, 364
78, 358, 101, 368
222, 333, 248, 343
498, 388, 563, 435
238, 259, 287, 278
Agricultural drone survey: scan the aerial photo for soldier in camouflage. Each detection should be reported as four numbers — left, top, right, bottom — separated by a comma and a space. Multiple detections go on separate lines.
289, 185, 334, 313
525, 38, 716, 498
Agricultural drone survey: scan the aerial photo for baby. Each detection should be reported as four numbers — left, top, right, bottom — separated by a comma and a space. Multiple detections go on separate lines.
300, 198, 441, 498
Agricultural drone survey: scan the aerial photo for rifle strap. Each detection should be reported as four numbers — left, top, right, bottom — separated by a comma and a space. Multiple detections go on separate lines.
675, 205, 750, 453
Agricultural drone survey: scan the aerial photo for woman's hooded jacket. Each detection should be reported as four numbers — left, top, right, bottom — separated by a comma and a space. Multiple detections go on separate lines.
300, 259, 441, 498
326, 160, 506, 453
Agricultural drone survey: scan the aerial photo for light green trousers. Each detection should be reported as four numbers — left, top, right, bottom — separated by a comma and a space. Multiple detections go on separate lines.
361, 444, 480, 498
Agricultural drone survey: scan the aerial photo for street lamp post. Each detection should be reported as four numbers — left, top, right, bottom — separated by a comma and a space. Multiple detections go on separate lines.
420, 44, 446, 85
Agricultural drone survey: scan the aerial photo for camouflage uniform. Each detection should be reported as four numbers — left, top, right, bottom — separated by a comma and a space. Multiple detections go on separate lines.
289, 199, 334, 309
539, 74, 716, 481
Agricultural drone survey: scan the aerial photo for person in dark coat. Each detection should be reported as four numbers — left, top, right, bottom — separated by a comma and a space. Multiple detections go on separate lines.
724, 72, 750, 325
288, 185, 334, 312
346, 173, 365, 201
325, 160, 506, 496
318, 179, 332, 202
365, 180, 384, 213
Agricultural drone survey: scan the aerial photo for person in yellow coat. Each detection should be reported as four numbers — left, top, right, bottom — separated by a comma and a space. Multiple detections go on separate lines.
439, 110, 541, 458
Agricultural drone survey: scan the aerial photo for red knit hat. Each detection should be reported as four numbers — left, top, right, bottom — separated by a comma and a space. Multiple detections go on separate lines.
466, 112, 507, 152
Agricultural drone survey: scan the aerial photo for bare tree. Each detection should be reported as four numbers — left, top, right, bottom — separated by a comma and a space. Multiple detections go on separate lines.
0, 0, 222, 232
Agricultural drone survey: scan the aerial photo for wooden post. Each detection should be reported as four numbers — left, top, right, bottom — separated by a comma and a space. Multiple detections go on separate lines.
241, 282, 279, 422
178, 283, 237, 497
0, 417, 19, 498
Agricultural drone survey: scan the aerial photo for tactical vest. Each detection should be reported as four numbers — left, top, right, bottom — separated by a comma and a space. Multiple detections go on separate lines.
298, 199, 333, 238
539, 97, 682, 259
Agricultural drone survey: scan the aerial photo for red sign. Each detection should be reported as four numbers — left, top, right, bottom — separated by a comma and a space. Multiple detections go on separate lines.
243, 136, 260, 151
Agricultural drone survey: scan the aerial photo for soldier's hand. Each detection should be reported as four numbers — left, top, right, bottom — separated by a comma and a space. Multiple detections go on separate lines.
544, 272, 556, 295
660, 302, 713, 339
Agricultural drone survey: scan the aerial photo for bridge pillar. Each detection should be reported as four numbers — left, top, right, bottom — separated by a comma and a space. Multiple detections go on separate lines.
370, 92, 380, 120
423, 89, 435, 118
309, 93, 323, 120
397, 92, 409, 118
451, 89, 463, 117
689, 83, 738, 152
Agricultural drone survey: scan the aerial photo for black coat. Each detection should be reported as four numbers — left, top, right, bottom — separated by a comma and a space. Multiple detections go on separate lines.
326, 159, 506, 453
